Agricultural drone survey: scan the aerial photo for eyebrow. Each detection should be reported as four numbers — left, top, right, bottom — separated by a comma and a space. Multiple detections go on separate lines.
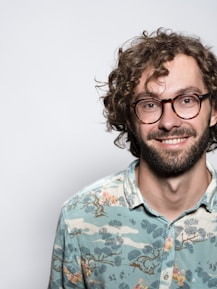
135, 86, 204, 100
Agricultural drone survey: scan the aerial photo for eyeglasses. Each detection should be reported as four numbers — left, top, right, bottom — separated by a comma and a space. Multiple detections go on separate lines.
131, 93, 210, 124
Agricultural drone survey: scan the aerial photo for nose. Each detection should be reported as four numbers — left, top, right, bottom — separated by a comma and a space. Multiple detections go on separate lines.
158, 102, 182, 131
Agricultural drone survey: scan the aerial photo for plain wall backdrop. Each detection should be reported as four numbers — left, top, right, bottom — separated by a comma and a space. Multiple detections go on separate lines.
1, 1, 217, 288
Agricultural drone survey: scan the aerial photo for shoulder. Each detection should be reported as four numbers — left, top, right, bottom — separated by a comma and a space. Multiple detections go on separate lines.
59, 160, 139, 220
62, 169, 126, 212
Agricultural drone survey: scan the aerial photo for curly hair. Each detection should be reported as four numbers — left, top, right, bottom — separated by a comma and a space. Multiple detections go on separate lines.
102, 28, 217, 157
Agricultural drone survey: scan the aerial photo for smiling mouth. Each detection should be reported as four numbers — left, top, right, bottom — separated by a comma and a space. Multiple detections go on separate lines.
160, 137, 187, 144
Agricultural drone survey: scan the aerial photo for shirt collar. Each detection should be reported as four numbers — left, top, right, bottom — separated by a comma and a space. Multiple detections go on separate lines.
124, 159, 144, 209
198, 161, 217, 212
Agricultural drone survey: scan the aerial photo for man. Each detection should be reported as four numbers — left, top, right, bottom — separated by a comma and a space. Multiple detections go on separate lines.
48, 28, 217, 288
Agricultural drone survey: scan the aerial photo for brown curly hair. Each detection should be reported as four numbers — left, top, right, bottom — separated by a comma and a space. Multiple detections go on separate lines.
101, 28, 217, 157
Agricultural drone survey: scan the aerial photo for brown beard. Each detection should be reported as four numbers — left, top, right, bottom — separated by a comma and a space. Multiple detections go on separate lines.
139, 127, 210, 177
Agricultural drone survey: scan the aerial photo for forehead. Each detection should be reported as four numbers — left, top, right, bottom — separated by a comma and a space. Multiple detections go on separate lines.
134, 54, 206, 97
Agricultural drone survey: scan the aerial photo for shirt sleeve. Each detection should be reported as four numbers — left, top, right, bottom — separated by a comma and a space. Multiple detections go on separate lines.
48, 208, 85, 289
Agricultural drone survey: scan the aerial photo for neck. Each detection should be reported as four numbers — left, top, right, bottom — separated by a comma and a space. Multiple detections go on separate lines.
136, 155, 211, 221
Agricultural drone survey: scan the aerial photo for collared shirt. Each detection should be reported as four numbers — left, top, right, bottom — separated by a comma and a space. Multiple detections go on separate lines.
48, 160, 217, 289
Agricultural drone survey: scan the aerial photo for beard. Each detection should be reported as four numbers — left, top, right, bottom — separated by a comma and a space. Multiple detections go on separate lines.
139, 126, 210, 177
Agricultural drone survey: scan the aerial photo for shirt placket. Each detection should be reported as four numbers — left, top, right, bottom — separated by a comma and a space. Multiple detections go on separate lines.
159, 223, 176, 289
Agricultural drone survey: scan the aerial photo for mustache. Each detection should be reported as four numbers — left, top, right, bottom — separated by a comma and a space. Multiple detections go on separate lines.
147, 128, 197, 140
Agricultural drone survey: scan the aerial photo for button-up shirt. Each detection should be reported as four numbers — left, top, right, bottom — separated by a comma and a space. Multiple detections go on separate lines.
48, 160, 217, 289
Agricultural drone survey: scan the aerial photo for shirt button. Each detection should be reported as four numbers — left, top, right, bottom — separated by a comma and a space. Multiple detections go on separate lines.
164, 274, 169, 280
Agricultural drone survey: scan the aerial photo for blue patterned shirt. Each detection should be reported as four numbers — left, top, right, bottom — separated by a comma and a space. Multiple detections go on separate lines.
48, 160, 217, 289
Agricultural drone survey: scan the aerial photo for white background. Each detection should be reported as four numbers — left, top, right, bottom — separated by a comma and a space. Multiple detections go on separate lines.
1, 1, 217, 288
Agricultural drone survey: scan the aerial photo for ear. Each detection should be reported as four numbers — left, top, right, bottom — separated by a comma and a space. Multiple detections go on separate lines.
210, 108, 217, 127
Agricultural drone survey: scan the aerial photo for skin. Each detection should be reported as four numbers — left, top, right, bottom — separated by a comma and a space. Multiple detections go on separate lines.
132, 54, 217, 221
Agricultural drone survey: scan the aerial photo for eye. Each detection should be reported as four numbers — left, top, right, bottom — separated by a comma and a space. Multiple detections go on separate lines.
138, 99, 160, 112
177, 94, 199, 107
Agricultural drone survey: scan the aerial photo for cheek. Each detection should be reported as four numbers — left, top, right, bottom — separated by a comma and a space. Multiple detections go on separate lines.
190, 117, 210, 137
135, 123, 155, 141
188, 101, 211, 132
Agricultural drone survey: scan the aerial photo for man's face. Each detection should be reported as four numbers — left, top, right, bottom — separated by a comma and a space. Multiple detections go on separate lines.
132, 54, 217, 177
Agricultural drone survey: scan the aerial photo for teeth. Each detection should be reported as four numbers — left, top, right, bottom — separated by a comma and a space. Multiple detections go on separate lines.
162, 138, 185, 144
